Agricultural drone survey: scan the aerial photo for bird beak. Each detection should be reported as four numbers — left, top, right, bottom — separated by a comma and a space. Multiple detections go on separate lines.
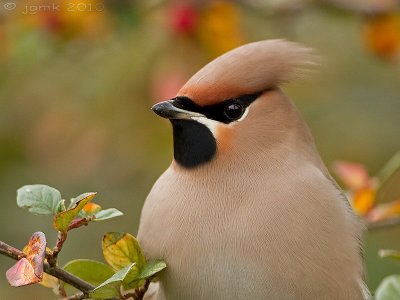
152, 100, 204, 120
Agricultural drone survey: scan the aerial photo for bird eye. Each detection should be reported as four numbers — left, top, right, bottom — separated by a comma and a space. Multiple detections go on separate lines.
224, 103, 244, 120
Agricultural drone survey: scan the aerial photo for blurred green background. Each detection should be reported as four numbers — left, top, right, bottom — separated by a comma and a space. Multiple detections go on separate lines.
1, 0, 400, 299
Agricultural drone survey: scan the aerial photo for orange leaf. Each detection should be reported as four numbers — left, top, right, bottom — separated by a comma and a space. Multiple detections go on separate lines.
363, 13, 400, 60
333, 161, 370, 190
352, 187, 376, 216
83, 202, 102, 215
6, 232, 46, 287
198, 2, 245, 57
367, 199, 400, 222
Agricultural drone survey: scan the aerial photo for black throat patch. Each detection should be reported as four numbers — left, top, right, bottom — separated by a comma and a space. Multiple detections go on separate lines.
171, 119, 216, 168
169, 92, 262, 168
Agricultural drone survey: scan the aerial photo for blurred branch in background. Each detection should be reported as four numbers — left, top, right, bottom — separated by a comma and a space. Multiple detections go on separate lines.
367, 217, 400, 230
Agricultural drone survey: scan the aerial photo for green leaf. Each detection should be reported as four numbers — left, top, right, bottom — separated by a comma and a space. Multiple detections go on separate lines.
56, 200, 66, 213
123, 259, 167, 289
54, 192, 97, 232
89, 263, 136, 299
376, 275, 400, 300
63, 259, 114, 286
17, 185, 62, 215
68, 193, 97, 209
138, 260, 167, 280
379, 249, 400, 261
102, 232, 146, 271
93, 208, 124, 221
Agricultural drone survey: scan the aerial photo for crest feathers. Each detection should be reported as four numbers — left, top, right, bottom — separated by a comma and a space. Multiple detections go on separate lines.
178, 39, 318, 106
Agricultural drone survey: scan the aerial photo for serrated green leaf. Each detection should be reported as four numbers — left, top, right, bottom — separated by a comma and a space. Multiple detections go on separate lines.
63, 259, 114, 286
138, 260, 167, 280
93, 208, 124, 221
54, 192, 97, 232
376, 275, 400, 300
17, 185, 62, 215
379, 249, 400, 261
123, 259, 167, 289
89, 263, 136, 299
102, 232, 146, 271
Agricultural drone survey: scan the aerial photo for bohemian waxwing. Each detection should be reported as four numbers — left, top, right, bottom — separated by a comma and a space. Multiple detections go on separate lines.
137, 40, 369, 300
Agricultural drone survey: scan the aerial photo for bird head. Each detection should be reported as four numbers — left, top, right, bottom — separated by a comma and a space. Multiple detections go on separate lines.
152, 40, 317, 169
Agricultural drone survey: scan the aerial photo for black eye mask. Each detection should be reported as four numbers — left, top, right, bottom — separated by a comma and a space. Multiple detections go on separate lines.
168, 92, 262, 168
171, 92, 262, 124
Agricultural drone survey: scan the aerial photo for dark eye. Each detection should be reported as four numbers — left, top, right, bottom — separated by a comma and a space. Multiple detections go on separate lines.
224, 103, 244, 120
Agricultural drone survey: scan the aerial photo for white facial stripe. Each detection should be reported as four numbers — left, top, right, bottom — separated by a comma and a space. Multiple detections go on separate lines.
191, 106, 250, 136
224, 106, 250, 128
235, 107, 249, 123
170, 105, 204, 119
191, 116, 219, 136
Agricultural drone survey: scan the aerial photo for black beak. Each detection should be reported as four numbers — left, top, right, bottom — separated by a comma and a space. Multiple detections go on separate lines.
152, 100, 204, 120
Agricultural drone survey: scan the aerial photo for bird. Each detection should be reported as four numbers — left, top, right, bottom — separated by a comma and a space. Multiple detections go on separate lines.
137, 39, 369, 300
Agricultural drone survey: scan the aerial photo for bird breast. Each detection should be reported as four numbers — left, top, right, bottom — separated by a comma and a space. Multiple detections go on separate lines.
137, 162, 365, 299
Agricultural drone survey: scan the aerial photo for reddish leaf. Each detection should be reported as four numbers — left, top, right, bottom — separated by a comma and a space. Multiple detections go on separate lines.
169, 4, 199, 35
6, 232, 46, 287
367, 199, 400, 222
333, 161, 370, 190
6, 258, 40, 287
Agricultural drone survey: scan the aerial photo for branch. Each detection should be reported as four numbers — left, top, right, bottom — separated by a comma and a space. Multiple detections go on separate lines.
48, 231, 68, 266
134, 279, 151, 300
123, 278, 152, 300
0, 240, 94, 295
45, 262, 94, 294
0, 241, 26, 260
366, 216, 400, 230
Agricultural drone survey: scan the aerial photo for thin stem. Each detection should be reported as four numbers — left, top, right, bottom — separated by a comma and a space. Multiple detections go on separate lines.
124, 279, 151, 300
58, 281, 67, 298
48, 231, 68, 266
68, 217, 94, 231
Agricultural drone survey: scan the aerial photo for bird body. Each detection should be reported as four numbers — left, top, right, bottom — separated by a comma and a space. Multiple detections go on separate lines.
137, 40, 368, 299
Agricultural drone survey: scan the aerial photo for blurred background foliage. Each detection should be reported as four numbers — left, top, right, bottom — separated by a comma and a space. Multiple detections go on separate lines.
0, 0, 400, 298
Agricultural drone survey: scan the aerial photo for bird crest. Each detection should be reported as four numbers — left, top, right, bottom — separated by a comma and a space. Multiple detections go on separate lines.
178, 39, 317, 106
